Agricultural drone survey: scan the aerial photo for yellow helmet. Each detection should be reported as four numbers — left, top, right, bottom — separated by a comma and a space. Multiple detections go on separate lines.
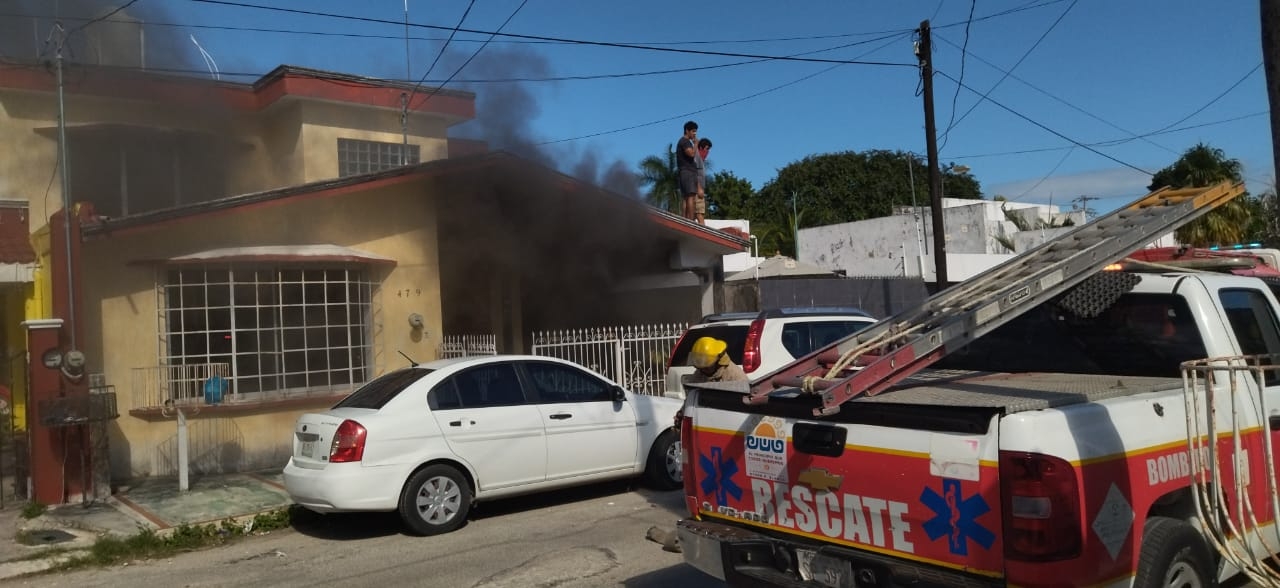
689, 337, 727, 369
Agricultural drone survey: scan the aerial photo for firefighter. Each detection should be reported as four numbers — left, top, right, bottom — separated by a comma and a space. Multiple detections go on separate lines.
686, 336, 748, 383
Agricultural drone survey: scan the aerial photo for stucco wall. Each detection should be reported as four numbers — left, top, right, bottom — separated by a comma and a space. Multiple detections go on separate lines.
80, 179, 443, 479
0, 90, 454, 231
297, 101, 449, 184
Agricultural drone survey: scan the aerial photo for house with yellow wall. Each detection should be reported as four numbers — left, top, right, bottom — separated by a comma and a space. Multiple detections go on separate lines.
0, 60, 746, 486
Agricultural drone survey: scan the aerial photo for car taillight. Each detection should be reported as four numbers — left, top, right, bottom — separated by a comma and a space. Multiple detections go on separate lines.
742, 319, 764, 373
668, 330, 691, 370
1000, 451, 1081, 561
329, 420, 367, 463
680, 412, 697, 515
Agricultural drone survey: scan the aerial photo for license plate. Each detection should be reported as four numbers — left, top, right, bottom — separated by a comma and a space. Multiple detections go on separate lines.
796, 549, 849, 588
301, 441, 316, 458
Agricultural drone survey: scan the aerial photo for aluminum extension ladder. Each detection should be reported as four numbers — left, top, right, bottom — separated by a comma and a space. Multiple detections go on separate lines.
749, 181, 1246, 416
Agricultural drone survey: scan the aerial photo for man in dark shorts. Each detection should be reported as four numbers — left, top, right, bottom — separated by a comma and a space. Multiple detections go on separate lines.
676, 121, 700, 221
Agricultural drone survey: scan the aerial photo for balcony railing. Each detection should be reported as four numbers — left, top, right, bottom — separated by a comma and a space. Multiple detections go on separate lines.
131, 363, 230, 410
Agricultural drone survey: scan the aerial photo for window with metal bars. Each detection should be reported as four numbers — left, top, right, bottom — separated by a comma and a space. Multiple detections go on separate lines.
161, 265, 377, 400
337, 138, 420, 177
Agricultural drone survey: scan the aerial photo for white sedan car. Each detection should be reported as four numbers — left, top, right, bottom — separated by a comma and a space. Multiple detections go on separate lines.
283, 355, 684, 535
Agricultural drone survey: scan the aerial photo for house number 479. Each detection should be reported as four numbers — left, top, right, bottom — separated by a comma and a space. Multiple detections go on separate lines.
397, 289, 421, 297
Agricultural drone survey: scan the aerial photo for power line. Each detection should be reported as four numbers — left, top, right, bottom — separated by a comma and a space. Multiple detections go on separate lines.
1139, 62, 1263, 138
68, 0, 141, 36
935, 31, 1178, 157
934, 69, 1152, 174
538, 32, 910, 145
0, 27, 912, 85
937, 0, 974, 153
937, 0, 1077, 149
409, 0, 529, 111
404, 0, 476, 112
185, 0, 916, 68
6, 1, 1064, 47
1008, 146, 1075, 201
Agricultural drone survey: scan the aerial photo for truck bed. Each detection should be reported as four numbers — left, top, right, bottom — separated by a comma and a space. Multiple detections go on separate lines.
856, 369, 1180, 413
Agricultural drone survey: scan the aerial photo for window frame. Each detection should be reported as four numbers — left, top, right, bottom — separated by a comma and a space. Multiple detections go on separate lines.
157, 263, 379, 405
519, 360, 614, 404
337, 138, 421, 178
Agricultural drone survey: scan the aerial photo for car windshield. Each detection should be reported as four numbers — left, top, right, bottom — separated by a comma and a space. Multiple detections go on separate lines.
670, 325, 748, 367
333, 368, 433, 409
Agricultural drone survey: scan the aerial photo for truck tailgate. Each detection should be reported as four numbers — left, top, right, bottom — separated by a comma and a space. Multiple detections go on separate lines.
688, 386, 1005, 580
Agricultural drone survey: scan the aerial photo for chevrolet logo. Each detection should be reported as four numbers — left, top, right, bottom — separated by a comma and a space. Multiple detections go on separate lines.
797, 468, 843, 493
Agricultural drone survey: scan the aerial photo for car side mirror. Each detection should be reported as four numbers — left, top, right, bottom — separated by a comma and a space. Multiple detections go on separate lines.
612, 385, 627, 402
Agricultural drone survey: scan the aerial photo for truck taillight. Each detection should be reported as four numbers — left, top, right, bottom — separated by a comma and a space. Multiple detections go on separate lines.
1000, 451, 1081, 561
329, 420, 367, 463
680, 411, 697, 515
742, 319, 765, 373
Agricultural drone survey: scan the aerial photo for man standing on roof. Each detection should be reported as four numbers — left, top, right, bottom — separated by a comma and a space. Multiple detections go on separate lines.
694, 137, 713, 225
686, 336, 748, 383
676, 121, 701, 222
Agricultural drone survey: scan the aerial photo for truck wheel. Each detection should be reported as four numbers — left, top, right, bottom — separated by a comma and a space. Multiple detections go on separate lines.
1134, 516, 1215, 588
644, 429, 682, 490
399, 464, 472, 536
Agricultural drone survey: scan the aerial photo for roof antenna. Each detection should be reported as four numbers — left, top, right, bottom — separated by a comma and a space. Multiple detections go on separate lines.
398, 350, 420, 368
189, 34, 219, 80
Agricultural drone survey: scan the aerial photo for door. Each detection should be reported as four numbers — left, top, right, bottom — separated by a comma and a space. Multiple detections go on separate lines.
1216, 287, 1280, 536
521, 361, 638, 481
429, 363, 546, 491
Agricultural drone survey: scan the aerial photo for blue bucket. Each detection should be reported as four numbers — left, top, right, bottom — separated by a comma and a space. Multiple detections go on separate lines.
204, 375, 227, 405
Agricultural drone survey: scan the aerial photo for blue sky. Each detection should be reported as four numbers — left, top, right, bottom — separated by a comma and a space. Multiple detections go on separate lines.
104, 1, 1274, 212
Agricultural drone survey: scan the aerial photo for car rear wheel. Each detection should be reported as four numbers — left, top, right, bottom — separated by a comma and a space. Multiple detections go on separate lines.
1134, 516, 1214, 588
644, 429, 682, 490
399, 464, 472, 536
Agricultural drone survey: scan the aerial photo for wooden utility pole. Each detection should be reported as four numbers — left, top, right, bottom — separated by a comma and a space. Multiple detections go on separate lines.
917, 20, 948, 288
1263, 0, 1280, 191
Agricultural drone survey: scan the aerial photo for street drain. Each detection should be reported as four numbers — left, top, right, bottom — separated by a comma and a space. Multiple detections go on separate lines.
18, 529, 76, 546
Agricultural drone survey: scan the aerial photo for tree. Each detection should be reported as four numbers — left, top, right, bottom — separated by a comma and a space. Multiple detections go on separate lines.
749, 150, 981, 256
705, 171, 755, 219
637, 144, 680, 213
1148, 143, 1252, 247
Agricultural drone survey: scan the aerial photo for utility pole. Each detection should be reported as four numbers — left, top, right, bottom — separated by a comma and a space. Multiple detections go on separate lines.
1072, 195, 1099, 221
54, 22, 77, 350
917, 20, 948, 288
1263, 0, 1280, 194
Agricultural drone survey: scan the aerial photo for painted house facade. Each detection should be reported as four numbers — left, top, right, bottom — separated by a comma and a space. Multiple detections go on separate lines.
1, 61, 745, 491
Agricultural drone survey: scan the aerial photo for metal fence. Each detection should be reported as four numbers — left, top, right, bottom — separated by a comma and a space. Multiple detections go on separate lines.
438, 334, 498, 359
130, 363, 231, 409
531, 323, 687, 396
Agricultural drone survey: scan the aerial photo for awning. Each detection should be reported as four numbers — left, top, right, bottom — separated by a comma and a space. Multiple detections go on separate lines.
134, 244, 397, 266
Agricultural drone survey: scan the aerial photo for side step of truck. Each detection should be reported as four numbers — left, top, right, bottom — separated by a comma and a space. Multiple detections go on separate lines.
749, 181, 1246, 416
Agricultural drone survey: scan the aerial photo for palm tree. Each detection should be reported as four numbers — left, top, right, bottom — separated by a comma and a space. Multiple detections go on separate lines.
638, 144, 680, 213
1148, 144, 1250, 247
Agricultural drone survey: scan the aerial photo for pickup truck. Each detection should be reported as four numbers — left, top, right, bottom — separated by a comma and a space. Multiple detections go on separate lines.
677, 268, 1280, 587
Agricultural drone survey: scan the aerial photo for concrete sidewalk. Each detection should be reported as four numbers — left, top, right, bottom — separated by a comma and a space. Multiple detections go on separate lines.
0, 470, 292, 580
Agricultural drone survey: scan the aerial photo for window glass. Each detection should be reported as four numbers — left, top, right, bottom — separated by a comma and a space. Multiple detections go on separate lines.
429, 380, 462, 410
453, 364, 526, 407
811, 321, 872, 350
333, 369, 432, 409
337, 138, 421, 177
1220, 288, 1280, 385
937, 293, 1206, 378
162, 265, 375, 400
669, 325, 749, 366
525, 362, 611, 403
780, 323, 809, 357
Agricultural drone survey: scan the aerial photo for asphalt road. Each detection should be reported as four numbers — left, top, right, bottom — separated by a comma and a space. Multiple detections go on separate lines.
12, 480, 724, 588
